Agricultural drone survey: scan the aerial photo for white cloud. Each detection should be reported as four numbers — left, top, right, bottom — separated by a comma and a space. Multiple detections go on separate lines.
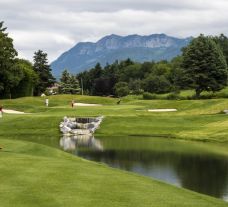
1, 0, 228, 62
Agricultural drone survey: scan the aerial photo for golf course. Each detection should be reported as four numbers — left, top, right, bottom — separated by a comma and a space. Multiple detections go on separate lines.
0, 94, 228, 207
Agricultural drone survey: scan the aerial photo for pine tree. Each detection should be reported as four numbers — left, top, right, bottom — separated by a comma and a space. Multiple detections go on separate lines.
59, 69, 80, 94
60, 69, 71, 84
213, 34, 228, 65
33, 50, 55, 95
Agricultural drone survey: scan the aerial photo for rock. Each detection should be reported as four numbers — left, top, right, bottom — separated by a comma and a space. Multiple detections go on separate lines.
69, 118, 76, 122
63, 116, 68, 123
67, 122, 77, 129
60, 116, 104, 136
71, 129, 91, 135
60, 126, 72, 134
87, 123, 95, 129
223, 110, 228, 114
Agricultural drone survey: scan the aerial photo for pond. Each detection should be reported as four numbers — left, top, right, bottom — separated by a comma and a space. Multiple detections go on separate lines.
60, 135, 228, 201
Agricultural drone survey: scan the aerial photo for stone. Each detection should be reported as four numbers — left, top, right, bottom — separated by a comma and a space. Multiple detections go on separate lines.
60, 116, 104, 136
60, 126, 72, 134
63, 116, 68, 123
223, 110, 228, 114
67, 122, 77, 129
71, 129, 91, 135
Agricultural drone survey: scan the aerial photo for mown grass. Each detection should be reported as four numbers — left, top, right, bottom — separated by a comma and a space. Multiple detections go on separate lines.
0, 95, 228, 206
1, 139, 228, 207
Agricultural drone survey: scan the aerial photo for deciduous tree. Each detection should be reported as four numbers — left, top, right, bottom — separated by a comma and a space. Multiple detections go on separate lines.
182, 35, 228, 97
0, 21, 20, 98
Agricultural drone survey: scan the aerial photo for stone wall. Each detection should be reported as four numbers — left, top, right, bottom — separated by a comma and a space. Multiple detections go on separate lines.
59, 116, 104, 136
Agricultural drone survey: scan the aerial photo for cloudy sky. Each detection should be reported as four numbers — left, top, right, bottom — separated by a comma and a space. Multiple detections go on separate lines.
1, 0, 228, 62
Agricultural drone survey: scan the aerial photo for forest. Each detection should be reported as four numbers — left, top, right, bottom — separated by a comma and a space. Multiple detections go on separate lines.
75, 34, 228, 98
0, 22, 54, 99
2, 19, 228, 99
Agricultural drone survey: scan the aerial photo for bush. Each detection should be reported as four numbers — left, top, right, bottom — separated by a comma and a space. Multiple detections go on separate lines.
143, 92, 157, 100
166, 93, 181, 100
114, 82, 130, 97
216, 92, 228, 99
199, 93, 216, 99
188, 93, 216, 100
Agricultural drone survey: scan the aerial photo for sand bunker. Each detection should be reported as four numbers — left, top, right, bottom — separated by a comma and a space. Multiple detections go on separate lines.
74, 103, 102, 107
3, 109, 30, 114
148, 109, 177, 112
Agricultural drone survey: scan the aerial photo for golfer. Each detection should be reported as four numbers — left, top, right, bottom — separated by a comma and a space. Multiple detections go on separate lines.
45, 98, 49, 107
71, 100, 75, 108
0, 105, 3, 118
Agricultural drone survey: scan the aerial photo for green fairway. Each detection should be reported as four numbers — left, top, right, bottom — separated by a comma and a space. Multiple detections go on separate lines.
0, 95, 228, 206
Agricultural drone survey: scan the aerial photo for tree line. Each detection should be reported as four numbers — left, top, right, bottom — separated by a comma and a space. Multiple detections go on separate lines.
0, 22, 55, 99
74, 34, 228, 98
1, 19, 228, 99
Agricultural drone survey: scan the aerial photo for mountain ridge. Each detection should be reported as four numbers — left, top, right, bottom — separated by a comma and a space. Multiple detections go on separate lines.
51, 34, 192, 77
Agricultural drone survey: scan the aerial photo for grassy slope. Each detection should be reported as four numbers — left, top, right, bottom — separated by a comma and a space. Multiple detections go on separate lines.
0, 95, 228, 206
1, 139, 227, 207
2, 96, 228, 143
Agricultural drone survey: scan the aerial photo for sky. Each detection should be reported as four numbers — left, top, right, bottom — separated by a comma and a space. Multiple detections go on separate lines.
1, 0, 228, 62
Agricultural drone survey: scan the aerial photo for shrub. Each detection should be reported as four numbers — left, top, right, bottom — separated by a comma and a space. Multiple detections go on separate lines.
216, 92, 228, 99
143, 92, 157, 100
199, 93, 216, 99
166, 93, 181, 100
114, 82, 130, 97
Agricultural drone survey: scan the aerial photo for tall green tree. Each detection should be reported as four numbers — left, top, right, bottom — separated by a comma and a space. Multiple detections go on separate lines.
114, 82, 130, 97
59, 69, 80, 94
60, 69, 71, 83
169, 56, 189, 91
128, 79, 142, 94
142, 74, 171, 94
33, 50, 55, 95
0, 21, 21, 98
213, 34, 228, 65
11, 59, 38, 98
182, 35, 228, 97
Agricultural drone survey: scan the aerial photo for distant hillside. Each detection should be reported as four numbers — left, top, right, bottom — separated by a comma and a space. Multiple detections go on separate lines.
51, 34, 192, 77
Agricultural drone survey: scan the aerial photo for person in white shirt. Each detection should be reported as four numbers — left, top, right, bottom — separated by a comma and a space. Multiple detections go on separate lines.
45, 98, 49, 107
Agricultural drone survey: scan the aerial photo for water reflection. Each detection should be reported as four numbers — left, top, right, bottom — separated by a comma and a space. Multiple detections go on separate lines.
175, 155, 228, 199
60, 135, 103, 151
60, 136, 228, 201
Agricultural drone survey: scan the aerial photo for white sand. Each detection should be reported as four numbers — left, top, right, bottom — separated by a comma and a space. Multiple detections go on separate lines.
74, 103, 102, 107
3, 109, 30, 114
148, 109, 177, 112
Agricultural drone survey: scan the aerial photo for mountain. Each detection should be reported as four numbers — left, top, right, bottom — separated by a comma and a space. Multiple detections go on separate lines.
51, 34, 192, 77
